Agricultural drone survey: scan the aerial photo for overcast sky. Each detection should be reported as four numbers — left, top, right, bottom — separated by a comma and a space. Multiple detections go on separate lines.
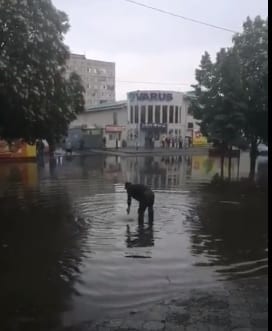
52, 0, 267, 100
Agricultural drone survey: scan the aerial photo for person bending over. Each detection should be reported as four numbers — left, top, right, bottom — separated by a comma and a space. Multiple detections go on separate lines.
125, 182, 154, 222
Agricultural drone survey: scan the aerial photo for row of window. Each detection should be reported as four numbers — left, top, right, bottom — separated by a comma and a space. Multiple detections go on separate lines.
86, 84, 115, 90
130, 105, 182, 124
85, 97, 114, 105
68, 65, 114, 77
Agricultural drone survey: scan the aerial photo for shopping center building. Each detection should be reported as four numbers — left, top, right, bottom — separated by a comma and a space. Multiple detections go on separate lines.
126, 90, 191, 148
68, 89, 206, 150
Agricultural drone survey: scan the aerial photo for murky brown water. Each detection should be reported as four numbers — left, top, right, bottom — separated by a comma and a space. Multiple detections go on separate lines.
0, 153, 267, 329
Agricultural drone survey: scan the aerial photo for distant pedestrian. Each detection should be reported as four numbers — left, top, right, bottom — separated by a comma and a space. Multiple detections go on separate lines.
54, 147, 64, 165
65, 139, 72, 155
36, 140, 44, 165
179, 137, 183, 149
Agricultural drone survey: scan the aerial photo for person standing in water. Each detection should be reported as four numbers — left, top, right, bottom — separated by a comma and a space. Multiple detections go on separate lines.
125, 182, 155, 223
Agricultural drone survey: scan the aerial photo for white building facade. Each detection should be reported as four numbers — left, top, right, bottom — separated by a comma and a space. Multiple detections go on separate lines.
126, 90, 190, 148
66, 53, 115, 107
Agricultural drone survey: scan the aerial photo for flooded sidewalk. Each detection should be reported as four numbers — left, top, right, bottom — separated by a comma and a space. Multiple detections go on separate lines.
88, 146, 210, 157
0, 154, 267, 331
56, 276, 268, 331
65, 146, 210, 157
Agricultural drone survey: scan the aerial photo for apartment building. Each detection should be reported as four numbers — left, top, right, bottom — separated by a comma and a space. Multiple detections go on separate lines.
66, 53, 115, 107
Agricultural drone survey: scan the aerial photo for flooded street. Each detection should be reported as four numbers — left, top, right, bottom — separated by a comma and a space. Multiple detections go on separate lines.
0, 153, 267, 330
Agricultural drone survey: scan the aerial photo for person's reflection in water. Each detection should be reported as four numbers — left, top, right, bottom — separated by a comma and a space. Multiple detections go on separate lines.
126, 221, 154, 248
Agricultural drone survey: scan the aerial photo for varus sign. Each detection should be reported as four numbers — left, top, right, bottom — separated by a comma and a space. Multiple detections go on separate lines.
128, 92, 173, 102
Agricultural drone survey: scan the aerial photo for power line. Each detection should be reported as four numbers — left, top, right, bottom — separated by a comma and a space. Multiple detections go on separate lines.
117, 79, 191, 86
123, 0, 239, 34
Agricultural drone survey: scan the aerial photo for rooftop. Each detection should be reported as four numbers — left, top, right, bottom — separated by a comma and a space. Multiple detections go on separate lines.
85, 101, 127, 112
69, 53, 115, 65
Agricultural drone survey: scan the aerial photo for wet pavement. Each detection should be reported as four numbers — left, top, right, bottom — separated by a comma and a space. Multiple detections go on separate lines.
88, 146, 209, 157
55, 275, 267, 331
0, 153, 268, 330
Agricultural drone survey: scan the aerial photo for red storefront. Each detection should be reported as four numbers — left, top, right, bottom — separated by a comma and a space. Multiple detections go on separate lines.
104, 125, 126, 148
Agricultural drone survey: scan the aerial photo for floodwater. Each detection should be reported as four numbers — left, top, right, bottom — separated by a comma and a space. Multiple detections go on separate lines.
0, 153, 267, 330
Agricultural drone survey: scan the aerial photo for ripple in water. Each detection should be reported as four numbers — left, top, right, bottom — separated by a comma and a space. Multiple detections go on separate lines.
0, 154, 267, 328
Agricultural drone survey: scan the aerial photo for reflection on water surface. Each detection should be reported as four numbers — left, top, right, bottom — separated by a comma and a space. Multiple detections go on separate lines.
0, 153, 267, 329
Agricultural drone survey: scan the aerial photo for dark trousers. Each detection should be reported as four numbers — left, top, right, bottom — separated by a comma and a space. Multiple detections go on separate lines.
138, 191, 154, 223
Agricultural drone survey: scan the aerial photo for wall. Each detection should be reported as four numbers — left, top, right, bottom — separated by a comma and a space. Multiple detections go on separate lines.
70, 106, 127, 148
67, 128, 103, 149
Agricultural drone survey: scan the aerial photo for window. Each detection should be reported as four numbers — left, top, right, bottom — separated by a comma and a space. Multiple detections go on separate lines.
113, 112, 117, 125
155, 105, 160, 123
135, 105, 139, 123
130, 106, 134, 124
169, 106, 174, 123
188, 122, 193, 129
141, 106, 146, 123
162, 106, 167, 123
148, 105, 153, 123
107, 85, 114, 91
179, 107, 182, 123
175, 106, 179, 123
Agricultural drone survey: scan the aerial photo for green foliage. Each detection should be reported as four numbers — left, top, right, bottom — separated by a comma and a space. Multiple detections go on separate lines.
233, 16, 268, 146
0, 0, 85, 143
190, 49, 246, 149
190, 16, 268, 155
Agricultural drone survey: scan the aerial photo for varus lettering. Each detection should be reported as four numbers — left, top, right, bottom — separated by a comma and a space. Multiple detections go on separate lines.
129, 92, 173, 102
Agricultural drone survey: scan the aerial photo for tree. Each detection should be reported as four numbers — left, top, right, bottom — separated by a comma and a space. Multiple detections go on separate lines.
31, 71, 85, 150
190, 49, 245, 152
190, 16, 268, 178
0, 0, 85, 145
233, 16, 268, 178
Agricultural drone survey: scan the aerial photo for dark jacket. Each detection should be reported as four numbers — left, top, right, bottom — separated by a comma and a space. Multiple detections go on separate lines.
126, 184, 154, 206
